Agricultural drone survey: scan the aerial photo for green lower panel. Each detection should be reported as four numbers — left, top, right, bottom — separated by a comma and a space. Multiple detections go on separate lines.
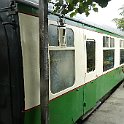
24, 67, 124, 124
96, 67, 124, 101
83, 81, 96, 114
49, 88, 84, 124
24, 106, 41, 124
83, 66, 124, 115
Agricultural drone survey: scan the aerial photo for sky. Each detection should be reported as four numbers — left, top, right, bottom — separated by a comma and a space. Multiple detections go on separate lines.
75, 0, 124, 28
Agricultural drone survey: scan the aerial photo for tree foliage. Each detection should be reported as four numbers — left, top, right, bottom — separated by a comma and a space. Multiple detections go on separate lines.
113, 5, 124, 31
48, 0, 111, 17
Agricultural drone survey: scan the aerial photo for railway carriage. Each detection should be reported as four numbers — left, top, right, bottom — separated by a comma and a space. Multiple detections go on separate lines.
0, 0, 124, 124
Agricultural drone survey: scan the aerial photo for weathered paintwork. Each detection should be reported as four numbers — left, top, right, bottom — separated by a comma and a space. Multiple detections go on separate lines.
24, 66, 124, 124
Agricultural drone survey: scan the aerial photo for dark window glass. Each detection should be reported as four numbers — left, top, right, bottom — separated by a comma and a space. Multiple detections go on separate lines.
66, 28, 74, 47
120, 40, 124, 48
103, 50, 114, 71
103, 36, 109, 47
48, 25, 74, 47
120, 49, 124, 64
50, 50, 75, 93
86, 41, 95, 72
110, 38, 115, 47
48, 25, 58, 46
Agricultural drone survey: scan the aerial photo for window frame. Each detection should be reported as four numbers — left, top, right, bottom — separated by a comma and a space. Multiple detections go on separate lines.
120, 39, 124, 65
103, 49, 115, 72
103, 36, 115, 72
48, 24, 75, 47
103, 36, 115, 48
86, 39, 96, 73
48, 24, 75, 94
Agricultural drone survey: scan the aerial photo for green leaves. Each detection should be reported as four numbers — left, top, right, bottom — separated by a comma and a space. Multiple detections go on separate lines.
113, 18, 124, 31
113, 5, 124, 31
49, 0, 110, 17
93, 7, 98, 12
93, 0, 111, 8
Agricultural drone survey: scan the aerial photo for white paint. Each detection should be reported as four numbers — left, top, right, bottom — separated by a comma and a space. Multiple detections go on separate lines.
18, 12, 124, 108
83, 29, 103, 83
49, 20, 85, 100
19, 13, 40, 110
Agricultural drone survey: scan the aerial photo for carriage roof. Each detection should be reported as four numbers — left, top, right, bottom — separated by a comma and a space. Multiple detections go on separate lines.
16, 0, 124, 38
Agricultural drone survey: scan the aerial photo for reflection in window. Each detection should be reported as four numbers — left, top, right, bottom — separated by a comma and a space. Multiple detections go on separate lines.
110, 38, 115, 47
103, 50, 114, 71
50, 50, 75, 93
86, 40, 95, 73
120, 40, 124, 48
103, 36, 115, 48
25, 0, 39, 4
66, 28, 74, 47
48, 25, 58, 46
120, 49, 124, 64
103, 36, 109, 47
48, 24, 74, 47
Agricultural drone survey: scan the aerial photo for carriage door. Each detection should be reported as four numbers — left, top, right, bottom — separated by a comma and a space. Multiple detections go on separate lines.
83, 38, 96, 114
0, 11, 24, 124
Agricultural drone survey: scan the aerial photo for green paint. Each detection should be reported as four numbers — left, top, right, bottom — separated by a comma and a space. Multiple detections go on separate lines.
95, 66, 124, 101
49, 88, 84, 124
83, 81, 96, 114
24, 66, 124, 124
17, 2, 38, 16
24, 106, 41, 124
84, 66, 124, 116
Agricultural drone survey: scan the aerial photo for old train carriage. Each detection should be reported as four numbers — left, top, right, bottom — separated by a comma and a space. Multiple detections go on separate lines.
0, 0, 124, 124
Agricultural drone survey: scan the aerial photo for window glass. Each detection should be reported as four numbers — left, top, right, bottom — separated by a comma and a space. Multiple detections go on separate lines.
48, 25, 74, 47
48, 25, 58, 46
86, 40, 95, 72
103, 36, 109, 47
120, 49, 124, 64
103, 50, 114, 71
66, 28, 74, 47
120, 40, 122, 48
25, 0, 39, 4
110, 38, 115, 47
50, 50, 75, 93
120, 40, 124, 48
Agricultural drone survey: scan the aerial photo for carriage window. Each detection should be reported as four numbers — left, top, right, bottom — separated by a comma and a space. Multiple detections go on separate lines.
103, 36, 115, 48
49, 26, 75, 93
103, 36, 109, 47
120, 40, 124, 48
103, 50, 114, 71
50, 50, 75, 93
120, 40, 124, 64
110, 38, 115, 47
86, 40, 95, 73
120, 50, 124, 64
66, 28, 74, 47
48, 25, 74, 47
48, 25, 58, 46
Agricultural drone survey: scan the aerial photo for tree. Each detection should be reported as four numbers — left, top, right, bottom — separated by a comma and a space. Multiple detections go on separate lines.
113, 5, 124, 31
48, 0, 111, 17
